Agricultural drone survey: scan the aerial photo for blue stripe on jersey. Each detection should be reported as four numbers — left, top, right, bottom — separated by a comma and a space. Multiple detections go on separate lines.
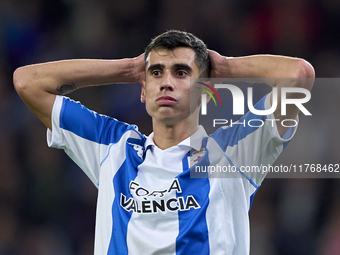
107, 161, 135, 255
60, 97, 139, 145
175, 143, 210, 254
211, 95, 267, 151
107, 142, 143, 255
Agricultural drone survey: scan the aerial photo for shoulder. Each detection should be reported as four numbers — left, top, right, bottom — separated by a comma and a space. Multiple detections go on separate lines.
55, 95, 145, 145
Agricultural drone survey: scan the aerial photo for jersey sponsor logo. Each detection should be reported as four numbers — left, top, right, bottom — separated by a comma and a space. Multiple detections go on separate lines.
120, 179, 200, 213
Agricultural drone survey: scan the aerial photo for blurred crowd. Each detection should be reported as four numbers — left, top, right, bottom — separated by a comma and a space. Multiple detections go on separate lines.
1, 0, 340, 254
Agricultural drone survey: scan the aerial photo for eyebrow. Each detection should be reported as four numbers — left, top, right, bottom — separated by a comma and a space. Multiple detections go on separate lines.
173, 63, 193, 73
147, 63, 193, 73
147, 63, 165, 72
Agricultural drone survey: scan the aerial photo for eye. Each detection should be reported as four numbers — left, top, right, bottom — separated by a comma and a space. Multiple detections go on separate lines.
176, 70, 188, 77
152, 70, 162, 77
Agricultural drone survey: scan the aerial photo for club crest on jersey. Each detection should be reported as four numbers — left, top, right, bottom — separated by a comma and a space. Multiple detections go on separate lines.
120, 179, 201, 214
188, 148, 206, 167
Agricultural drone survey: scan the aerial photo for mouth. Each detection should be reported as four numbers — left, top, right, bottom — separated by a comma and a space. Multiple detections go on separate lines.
156, 95, 177, 105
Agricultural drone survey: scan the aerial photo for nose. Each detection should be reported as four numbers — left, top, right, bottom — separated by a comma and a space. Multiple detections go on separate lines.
160, 84, 174, 92
160, 72, 174, 92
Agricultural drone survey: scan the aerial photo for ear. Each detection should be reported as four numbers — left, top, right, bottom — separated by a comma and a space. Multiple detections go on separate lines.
197, 80, 213, 104
140, 80, 146, 103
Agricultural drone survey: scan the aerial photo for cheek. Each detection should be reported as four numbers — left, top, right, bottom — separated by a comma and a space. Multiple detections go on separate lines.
143, 89, 156, 115
188, 87, 202, 113
144, 87, 153, 102
189, 85, 202, 103
144, 103, 153, 117
144, 80, 157, 95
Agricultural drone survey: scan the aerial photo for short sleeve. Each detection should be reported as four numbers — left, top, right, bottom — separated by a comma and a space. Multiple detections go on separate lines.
212, 93, 298, 187
47, 95, 139, 186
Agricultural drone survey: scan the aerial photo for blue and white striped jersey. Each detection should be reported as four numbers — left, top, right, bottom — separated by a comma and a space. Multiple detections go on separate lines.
47, 93, 296, 255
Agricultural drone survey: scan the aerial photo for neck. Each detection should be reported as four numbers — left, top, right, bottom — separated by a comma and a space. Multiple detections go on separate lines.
152, 117, 199, 150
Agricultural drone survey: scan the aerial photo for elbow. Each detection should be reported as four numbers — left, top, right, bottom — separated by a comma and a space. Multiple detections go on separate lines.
292, 59, 315, 91
13, 66, 36, 96
13, 67, 27, 95
296, 59, 315, 79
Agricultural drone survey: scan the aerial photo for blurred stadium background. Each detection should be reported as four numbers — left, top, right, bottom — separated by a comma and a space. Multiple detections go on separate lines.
1, 0, 340, 254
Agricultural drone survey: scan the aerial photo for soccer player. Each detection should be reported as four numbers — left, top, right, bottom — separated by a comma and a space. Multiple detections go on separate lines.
13, 30, 314, 254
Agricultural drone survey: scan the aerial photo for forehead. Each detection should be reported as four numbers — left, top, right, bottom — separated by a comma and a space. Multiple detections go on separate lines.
146, 47, 198, 70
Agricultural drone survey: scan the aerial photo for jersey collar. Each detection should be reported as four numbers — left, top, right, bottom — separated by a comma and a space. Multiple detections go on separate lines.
144, 125, 208, 152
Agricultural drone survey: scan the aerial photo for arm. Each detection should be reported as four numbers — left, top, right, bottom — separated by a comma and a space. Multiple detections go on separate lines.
13, 55, 145, 130
209, 50, 315, 136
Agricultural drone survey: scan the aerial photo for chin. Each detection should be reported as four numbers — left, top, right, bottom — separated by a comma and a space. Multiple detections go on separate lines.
149, 106, 189, 125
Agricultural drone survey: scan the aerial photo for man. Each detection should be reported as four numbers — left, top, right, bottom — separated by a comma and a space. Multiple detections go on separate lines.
13, 30, 314, 254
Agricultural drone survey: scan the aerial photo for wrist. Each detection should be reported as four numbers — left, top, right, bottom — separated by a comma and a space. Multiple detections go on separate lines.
214, 56, 234, 78
112, 57, 141, 83
131, 54, 145, 83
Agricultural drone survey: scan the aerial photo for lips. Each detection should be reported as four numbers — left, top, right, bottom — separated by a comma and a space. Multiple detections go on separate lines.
156, 95, 177, 105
